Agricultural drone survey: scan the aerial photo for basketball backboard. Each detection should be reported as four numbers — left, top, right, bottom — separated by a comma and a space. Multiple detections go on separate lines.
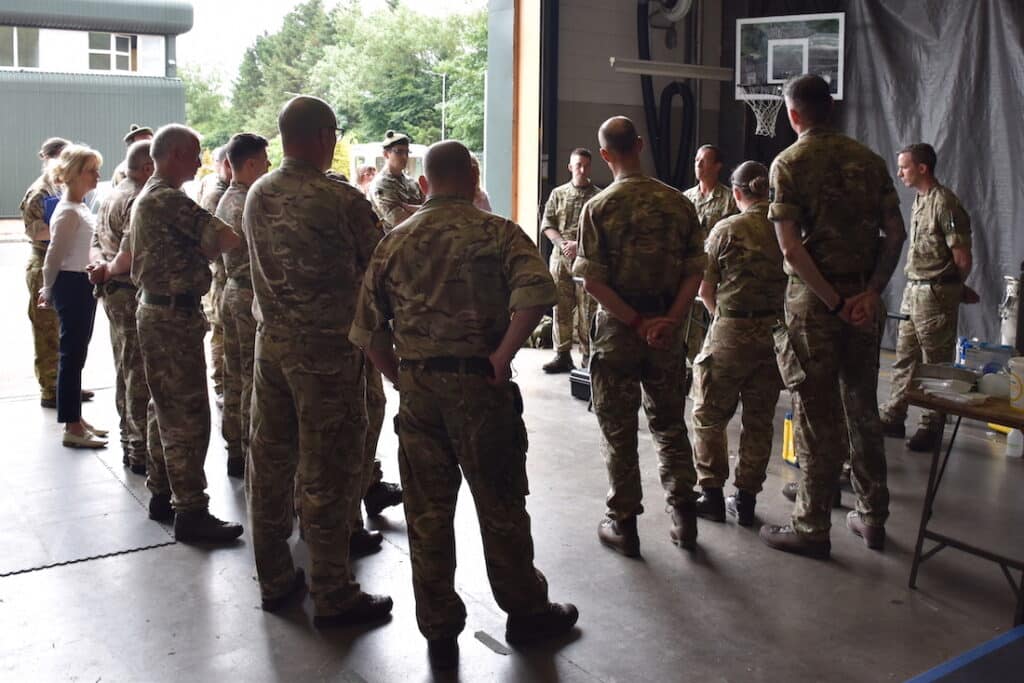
736, 13, 845, 100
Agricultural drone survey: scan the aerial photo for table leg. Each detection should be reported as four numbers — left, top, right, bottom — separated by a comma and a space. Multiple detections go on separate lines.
909, 412, 948, 589
1016, 574, 1024, 627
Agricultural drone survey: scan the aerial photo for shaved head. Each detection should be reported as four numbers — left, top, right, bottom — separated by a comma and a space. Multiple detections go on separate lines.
125, 140, 152, 171
151, 124, 199, 161
424, 141, 472, 184
278, 95, 337, 143
598, 116, 640, 155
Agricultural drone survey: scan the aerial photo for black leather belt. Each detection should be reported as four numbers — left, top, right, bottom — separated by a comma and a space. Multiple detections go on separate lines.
620, 292, 673, 315
908, 275, 961, 285
399, 356, 493, 377
718, 307, 781, 319
140, 290, 201, 309
791, 272, 871, 286
98, 280, 137, 297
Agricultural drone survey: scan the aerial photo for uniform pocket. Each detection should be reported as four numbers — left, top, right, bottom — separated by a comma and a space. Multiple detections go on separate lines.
510, 381, 528, 453
772, 322, 806, 390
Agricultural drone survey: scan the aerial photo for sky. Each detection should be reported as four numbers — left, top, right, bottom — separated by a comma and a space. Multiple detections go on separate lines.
177, 0, 486, 87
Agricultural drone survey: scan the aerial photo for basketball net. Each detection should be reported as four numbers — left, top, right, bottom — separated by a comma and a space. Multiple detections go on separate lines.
737, 84, 785, 137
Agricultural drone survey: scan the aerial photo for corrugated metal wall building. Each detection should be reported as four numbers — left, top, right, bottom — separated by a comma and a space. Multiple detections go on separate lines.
0, 0, 193, 216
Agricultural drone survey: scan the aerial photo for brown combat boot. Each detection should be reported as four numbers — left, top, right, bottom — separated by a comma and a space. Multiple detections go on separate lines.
669, 501, 698, 550
846, 511, 885, 550
506, 602, 579, 646
313, 591, 394, 628
542, 351, 575, 374
597, 516, 640, 557
759, 524, 831, 559
907, 426, 941, 452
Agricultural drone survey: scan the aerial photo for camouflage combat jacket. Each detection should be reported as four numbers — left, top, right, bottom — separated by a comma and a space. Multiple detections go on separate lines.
350, 196, 557, 359
129, 175, 230, 296
684, 182, 738, 236
541, 180, 601, 243
245, 157, 381, 337
703, 201, 785, 314
905, 183, 971, 281
768, 127, 899, 278
21, 174, 59, 242
216, 181, 251, 282
369, 169, 423, 232
93, 177, 143, 284
574, 174, 705, 303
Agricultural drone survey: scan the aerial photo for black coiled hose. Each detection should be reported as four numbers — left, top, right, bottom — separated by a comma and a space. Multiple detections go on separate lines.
637, 1, 695, 189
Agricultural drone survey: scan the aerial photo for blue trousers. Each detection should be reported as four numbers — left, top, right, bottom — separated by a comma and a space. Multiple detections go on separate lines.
51, 271, 97, 424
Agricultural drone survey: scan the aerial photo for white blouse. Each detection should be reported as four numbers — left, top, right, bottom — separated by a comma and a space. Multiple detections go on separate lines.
41, 199, 96, 299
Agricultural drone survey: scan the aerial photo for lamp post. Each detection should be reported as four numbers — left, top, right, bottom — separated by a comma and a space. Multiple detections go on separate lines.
425, 70, 448, 140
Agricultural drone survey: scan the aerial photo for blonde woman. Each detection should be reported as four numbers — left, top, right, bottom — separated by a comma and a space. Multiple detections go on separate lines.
38, 144, 107, 449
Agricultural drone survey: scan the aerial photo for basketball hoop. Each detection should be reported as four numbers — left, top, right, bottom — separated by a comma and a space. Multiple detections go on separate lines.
737, 83, 785, 137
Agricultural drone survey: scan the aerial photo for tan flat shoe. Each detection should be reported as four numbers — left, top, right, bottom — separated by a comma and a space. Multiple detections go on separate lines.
81, 420, 108, 438
63, 430, 108, 449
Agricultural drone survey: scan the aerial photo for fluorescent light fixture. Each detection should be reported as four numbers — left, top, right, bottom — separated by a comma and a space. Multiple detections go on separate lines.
609, 57, 732, 81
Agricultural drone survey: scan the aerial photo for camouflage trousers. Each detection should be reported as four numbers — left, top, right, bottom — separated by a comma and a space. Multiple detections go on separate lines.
137, 303, 211, 512
220, 280, 256, 461
777, 280, 889, 538
684, 300, 711, 364
248, 329, 367, 613
692, 316, 783, 493
102, 285, 149, 468
145, 399, 167, 497
880, 281, 961, 430
549, 252, 593, 358
26, 249, 59, 400
353, 366, 387, 529
396, 366, 549, 639
590, 313, 698, 520
205, 262, 227, 394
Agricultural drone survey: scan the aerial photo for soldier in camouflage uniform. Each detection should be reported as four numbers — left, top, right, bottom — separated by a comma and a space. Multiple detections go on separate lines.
245, 96, 392, 625
21, 137, 69, 408
683, 145, 738, 367
368, 130, 423, 231
760, 75, 906, 559
540, 148, 601, 373
91, 140, 154, 474
215, 134, 270, 479
350, 140, 577, 668
198, 147, 231, 401
880, 143, 972, 452
111, 125, 153, 187
100, 124, 244, 542
691, 161, 785, 526
574, 117, 706, 556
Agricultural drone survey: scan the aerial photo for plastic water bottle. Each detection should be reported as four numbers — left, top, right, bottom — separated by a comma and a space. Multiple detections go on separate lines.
1008, 429, 1024, 458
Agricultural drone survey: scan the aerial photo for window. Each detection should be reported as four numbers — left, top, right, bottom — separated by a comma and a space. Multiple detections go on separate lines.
0, 26, 40, 68
88, 32, 137, 72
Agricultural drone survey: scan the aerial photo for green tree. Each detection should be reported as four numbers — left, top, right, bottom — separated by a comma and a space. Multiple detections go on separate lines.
308, 5, 486, 150
229, 0, 340, 138
218, 1, 487, 152
180, 65, 239, 149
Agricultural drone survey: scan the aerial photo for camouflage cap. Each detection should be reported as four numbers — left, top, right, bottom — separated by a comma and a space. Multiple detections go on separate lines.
124, 124, 154, 144
382, 130, 412, 149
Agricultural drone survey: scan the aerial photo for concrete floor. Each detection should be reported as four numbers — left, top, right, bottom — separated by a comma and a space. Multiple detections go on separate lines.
1, 339, 1023, 681
0, 236, 1021, 681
